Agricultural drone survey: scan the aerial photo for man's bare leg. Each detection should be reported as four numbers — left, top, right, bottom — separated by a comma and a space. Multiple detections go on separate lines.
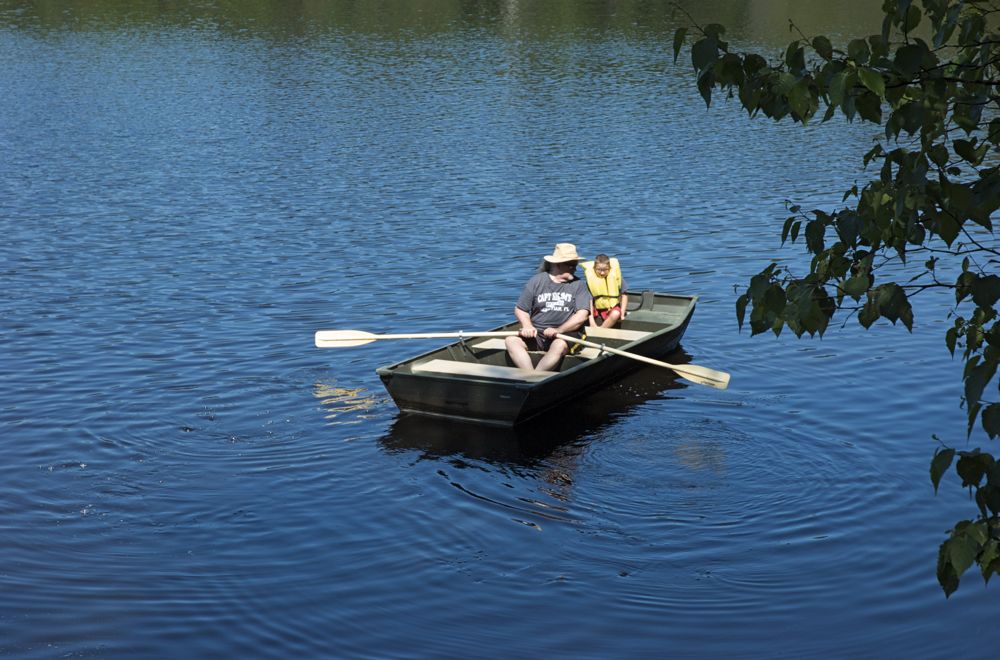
505, 336, 534, 370
536, 340, 569, 371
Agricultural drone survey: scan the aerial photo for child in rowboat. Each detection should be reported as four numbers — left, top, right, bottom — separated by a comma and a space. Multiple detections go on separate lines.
505, 243, 592, 372
581, 253, 628, 328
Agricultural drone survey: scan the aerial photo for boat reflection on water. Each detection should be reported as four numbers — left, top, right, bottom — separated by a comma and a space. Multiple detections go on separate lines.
377, 349, 695, 464
312, 383, 382, 425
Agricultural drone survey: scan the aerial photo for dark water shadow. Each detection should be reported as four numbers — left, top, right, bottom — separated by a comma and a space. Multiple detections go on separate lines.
376, 348, 695, 465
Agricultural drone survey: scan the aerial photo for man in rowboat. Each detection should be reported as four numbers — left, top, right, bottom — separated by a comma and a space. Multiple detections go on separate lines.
505, 243, 592, 372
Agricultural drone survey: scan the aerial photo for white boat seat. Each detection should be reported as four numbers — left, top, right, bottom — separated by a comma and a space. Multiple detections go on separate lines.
586, 326, 651, 342
470, 337, 602, 359
412, 359, 557, 382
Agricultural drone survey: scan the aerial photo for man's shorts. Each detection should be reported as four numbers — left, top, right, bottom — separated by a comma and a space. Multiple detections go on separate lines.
526, 331, 585, 354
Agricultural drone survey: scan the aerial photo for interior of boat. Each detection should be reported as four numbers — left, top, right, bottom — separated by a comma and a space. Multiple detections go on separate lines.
400, 291, 693, 381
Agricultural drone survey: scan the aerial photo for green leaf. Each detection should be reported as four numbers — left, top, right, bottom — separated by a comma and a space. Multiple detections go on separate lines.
885, 82, 907, 109
947, 530, 980, 575
858, 68, 885, 98
937, 541, 960, 597
672, 27, 688, 64
959, 11, 986, 45
855, 91, 883, 123
788, 81, 815, 121
971, 275, 1000, 308
781, 216, 800, 244
931, 447, 955, 493
747, 275, 785, 337
904, 3, 922, 32
843, 275, 871, 301
715, 53, 745, 86
834, 211, 861, 245
877, 283, 913, 330
775, 72, 797, 96
956, 271, 977, 303
862, 143, 886, 167
794, 287, 833, 337
893, 43, 926, 79
785, 42, 806, 73
946, 325, 959, 355
981, 540, 1000, 583
812, 35, 833, 61
928, 144, 949, 168
697, 71, 714, 108
983, 404, 1000, 440
736, 293, 749, 331
934, 213, 960, 246
892, 102, 922, 134
703, 23, 726, 40
965, 359, 997, 407
953, 139, 982, 165
848, 38, 870, 64
748, 264, 777, 300
980, 485, 1000, 517
763, 284, 786, 315
691, 37, 719, 73
952, 98, 984, 135
828, 71, 848, 106
986, 324, 1000, 349
988, 118, 1000, 145
859, 296, 879, 328
805, 220, 825, 254
968, 402, 983, 438
956, 451, 991, 488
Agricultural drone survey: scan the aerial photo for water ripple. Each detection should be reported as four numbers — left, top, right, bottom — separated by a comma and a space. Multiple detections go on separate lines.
1, 5, 993, 657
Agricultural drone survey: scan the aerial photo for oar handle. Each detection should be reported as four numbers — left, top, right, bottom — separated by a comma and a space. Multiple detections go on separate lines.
355, 332, 516, 341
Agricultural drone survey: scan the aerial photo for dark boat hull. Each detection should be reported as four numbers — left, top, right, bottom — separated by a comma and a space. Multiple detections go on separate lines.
376, 291, 696, 426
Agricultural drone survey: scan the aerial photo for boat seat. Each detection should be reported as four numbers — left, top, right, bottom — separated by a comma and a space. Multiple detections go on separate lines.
585, 326, 651, 342
471, 337, 602, 359
411, 359, 557, 382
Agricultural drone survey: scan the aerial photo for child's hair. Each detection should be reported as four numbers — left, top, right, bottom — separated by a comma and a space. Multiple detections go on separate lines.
595, 254, 611, 265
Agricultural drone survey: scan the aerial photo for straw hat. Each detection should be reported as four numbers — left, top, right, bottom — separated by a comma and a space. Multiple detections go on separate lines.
543, 243, 584, 263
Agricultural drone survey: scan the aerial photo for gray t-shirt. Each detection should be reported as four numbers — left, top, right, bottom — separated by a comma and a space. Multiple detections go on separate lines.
515, 272, 592, 333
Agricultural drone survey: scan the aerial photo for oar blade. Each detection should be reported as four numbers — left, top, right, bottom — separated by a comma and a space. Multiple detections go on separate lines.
670, 364, 731, 390
315, 330, 379, 348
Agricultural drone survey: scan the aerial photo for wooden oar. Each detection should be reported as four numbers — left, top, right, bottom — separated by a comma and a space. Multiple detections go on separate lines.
315, 330, 517, 348
555, 333, 730, 390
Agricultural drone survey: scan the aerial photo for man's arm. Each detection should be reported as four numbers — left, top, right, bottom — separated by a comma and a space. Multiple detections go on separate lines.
543, 309, 589, 337
514, 306, 537, 338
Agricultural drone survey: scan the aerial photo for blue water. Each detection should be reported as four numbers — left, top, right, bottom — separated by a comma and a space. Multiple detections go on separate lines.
1, 1, 995, 657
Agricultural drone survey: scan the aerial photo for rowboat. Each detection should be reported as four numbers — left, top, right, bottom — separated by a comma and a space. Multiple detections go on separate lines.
374, 290, 697, 427
378, 364, 690, 458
